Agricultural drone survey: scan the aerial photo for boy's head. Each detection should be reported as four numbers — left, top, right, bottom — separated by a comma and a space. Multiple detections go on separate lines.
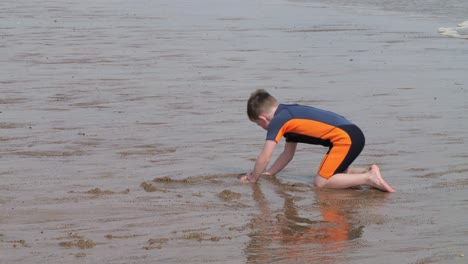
247, 89, 278, 129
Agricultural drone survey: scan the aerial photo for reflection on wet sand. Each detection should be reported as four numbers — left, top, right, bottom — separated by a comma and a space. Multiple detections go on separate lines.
245, 176, 389, 263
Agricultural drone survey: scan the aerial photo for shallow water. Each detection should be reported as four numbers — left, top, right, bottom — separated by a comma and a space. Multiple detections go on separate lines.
1, 0, 468, 263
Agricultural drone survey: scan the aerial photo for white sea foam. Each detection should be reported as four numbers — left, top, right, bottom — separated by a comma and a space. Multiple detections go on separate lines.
438, 20, 468, 39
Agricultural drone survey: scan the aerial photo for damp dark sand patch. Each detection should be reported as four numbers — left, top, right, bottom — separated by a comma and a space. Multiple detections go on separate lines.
48, 93, 82, 102
58, 232, 95, 249
396, 114, 441, 122
6, 239, 29, 248
36, 108, 71, 111
178, 232, 232, 243
140, 175, 219, 192
59, 239, 95, 249
140, 181, 172, 193
105, 234, 143, 240
144, 238, 169, 250
143, 232, 232, 250
13, 150, 86, 158
118, 144, 177, 157
181, 232, 223, 242
364, 152, 399, 158
0, 98, 28, 104
228, 223, 253, 232
69, 188, 130, 195
0, 122, 32, 129
277, 181, 314, 193
152, 176, 191, 184
85, 188, 129, 195
152, 173, 240, 185
431, 178, 468, 189
135, 121, 167, 126
450, 153, 468, 158
416, 168, 468, 179
218, 190, 241, 201
51, 126, 85, 131
126, 95, 165, 102
406, 167, 429, 172
140, 181, 158, 192
75, 140, 103, 147
0, 136, 30, 142
69, 101, 112, 109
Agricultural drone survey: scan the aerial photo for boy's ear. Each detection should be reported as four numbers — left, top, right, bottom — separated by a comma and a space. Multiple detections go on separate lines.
258, 115, 268, 122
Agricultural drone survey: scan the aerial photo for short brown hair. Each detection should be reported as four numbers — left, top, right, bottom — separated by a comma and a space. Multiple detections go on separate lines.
247, 89, 278, 122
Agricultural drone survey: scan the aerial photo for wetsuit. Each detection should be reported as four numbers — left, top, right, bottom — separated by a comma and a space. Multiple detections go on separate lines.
267, 104, 365, 178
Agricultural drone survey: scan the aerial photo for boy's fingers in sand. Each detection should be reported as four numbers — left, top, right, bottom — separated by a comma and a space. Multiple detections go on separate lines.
238, 174, 250, 183
239, 174, 256, 183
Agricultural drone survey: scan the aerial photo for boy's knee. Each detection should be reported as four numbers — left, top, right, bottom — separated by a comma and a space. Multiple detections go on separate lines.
313, 175, 327, 188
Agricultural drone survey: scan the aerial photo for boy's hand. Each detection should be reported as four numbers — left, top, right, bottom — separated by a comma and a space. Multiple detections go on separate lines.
239, 172, 273, 183
239, 173, 255, 183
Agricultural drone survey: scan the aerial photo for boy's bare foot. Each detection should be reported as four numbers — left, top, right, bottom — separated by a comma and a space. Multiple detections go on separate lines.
369, 165, 395, 192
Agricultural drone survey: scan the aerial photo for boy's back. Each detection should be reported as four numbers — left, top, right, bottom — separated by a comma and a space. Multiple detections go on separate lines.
274, 104, 352, 127
267, 104, 354, 145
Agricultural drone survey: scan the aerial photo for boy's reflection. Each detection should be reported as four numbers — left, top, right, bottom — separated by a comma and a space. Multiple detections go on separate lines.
245, 176, 389, 263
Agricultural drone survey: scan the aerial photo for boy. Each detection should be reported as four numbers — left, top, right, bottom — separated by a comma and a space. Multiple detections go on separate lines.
239, 89, 395, 192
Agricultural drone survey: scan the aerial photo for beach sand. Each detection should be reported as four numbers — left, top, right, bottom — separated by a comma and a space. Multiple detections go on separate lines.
1, 0, 467, 263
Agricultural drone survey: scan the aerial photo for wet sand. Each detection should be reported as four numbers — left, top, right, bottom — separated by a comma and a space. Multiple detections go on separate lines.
1, 0, 468, 263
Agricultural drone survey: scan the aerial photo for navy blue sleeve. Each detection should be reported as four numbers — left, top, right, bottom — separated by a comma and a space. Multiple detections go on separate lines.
266, 109, 292, 142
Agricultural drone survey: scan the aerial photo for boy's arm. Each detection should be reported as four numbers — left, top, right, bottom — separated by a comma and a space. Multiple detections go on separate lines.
265, 141, 297, 175
240, 140, 277, 183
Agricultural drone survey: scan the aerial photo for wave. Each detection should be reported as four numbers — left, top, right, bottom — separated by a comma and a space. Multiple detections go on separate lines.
438, 20, 468, 39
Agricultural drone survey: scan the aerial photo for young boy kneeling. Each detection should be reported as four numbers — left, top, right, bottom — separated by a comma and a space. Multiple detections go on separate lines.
239, 89, 395, 192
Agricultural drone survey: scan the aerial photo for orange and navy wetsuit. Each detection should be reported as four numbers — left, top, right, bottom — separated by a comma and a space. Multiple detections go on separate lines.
267, 104, 365, 179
